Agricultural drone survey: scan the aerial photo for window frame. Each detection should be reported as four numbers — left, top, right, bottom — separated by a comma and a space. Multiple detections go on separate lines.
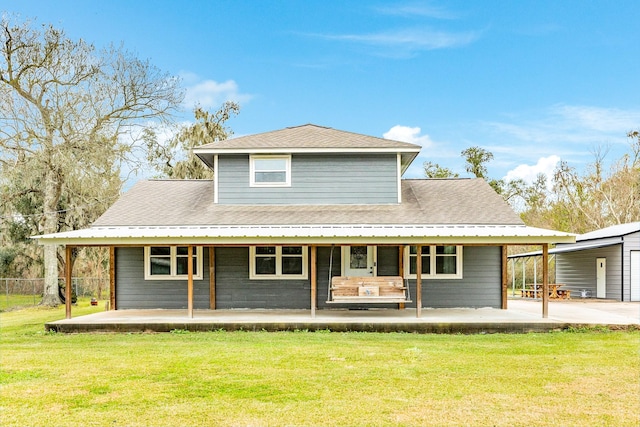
404, 245, 463, 279
144, 246, 203, 281
249, 246, 308, 280
249, 154, 292, 187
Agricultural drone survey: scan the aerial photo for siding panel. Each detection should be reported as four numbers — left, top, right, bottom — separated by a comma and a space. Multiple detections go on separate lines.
115, 246, 502, 310
115, 247, 210, 309
215, 247, 310, 309
556, 245, 622, 300
218, 154, 398, 204
411, 246, 502, 309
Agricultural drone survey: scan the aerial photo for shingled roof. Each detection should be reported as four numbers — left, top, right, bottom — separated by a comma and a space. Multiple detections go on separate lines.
194, 124, 422, 172
196, 124, 421, 151
93, 178, 523, 227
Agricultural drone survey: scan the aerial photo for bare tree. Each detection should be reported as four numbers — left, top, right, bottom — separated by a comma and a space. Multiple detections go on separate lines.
0, 16, 183, 305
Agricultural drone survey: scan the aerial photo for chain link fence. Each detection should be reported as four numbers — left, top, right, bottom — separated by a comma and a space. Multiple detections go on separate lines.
1, 277, 109, 311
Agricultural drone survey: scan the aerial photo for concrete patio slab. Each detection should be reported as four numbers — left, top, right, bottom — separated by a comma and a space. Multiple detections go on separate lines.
45, 299, 639, 333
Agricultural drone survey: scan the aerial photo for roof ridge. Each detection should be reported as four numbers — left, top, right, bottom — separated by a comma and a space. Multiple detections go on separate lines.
286, 123, 330, 129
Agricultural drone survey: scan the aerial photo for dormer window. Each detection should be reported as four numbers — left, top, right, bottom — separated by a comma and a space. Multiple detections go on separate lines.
250, 155, 291, 187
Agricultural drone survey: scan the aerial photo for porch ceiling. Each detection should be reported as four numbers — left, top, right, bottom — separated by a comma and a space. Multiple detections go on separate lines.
34, 224, 576, 246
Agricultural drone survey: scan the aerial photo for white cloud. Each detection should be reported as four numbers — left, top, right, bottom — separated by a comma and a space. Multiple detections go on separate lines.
552, 104, 640, 133
375, 4, 458, 19
504, 155, 560, 184
485, 104, 640, 146
384, 125, 433, 147
479, 104, 640, 177
317, 28, 480, 52
182, 76, 252, 109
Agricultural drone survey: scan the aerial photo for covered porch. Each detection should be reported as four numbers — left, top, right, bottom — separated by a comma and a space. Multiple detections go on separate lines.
36, 224, 576, 321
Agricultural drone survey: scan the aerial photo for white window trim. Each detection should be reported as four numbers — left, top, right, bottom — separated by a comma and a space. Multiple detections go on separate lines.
249, 154, 291, 187
144, 246, 203, 281
404, 245, 463, 280
249, 246, 308, 280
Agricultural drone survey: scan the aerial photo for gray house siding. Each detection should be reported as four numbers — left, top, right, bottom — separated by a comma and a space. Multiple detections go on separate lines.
215, 247, 310, 309
415, 246, 502, 309
115, 247, 211, 309
115, 245, 501, 310
556, 245, 623, 300
217, 154, 398, 205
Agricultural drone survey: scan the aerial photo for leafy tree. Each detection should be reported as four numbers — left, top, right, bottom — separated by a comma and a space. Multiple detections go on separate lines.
460, 146, 510, 195
422, 161, 459, 178
145, 101, 239, 179
0, 17, 183, 305
461, 146, 493, 179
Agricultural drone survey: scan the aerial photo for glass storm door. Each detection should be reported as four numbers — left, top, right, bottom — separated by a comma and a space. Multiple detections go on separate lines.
343, 246, 375, 277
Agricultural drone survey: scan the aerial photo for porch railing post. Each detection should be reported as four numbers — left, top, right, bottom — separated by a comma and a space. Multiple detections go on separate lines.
65, 246, 73, 319
311, 246, 317, 318
501, 246, 508, 309
109, 247, 116, 310
542, 244, 549, 318
187, 246, 194, 319
398, 245, 405, 310
209, 246, 216, 310
416, 245, 422, 318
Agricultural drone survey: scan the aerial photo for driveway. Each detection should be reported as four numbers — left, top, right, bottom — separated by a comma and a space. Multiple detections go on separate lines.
508, 299, 640, 325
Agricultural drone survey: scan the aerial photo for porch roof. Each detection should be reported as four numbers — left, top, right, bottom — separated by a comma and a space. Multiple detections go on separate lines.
34, 223, 576, 246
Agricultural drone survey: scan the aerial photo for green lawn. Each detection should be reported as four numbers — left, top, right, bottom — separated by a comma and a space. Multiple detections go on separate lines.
1, 302, 639, 427
0, 294, 42, 311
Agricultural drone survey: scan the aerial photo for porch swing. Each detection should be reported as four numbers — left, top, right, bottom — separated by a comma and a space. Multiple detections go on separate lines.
325, 246, 411, 304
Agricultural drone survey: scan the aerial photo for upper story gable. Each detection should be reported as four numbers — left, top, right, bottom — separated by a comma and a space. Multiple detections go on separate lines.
193, 124, 421, 205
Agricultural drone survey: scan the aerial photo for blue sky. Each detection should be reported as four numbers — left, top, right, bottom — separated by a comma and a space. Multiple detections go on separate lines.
4, 0, 640, 182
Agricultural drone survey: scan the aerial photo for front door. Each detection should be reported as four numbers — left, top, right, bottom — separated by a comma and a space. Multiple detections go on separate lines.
343, 246, 376, 277
596, 258, 606, 299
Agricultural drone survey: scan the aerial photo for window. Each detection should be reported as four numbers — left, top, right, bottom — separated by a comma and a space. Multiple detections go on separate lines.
250, 155, 291, 187
250, 246, 308, 279
144, 246, 203, 280
405, 245, 462, 279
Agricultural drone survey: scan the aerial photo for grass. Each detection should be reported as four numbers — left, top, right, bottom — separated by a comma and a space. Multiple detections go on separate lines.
0, 294, 42, 311
1, 303, 639, 426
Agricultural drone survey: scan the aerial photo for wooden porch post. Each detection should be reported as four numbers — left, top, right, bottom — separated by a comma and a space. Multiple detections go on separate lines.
501, 246, 508, 309
542, 244, 549, 318
398, 245, 405, 310
109, 246, 116, 310
209, 246, 216, 310
416, 245, 422, 318
311, 246, 317, 318
187, 245, 194, 318
65, 245, 73, 319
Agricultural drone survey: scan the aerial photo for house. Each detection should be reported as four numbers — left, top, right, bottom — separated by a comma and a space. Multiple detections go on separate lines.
35, 124, 575, 317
